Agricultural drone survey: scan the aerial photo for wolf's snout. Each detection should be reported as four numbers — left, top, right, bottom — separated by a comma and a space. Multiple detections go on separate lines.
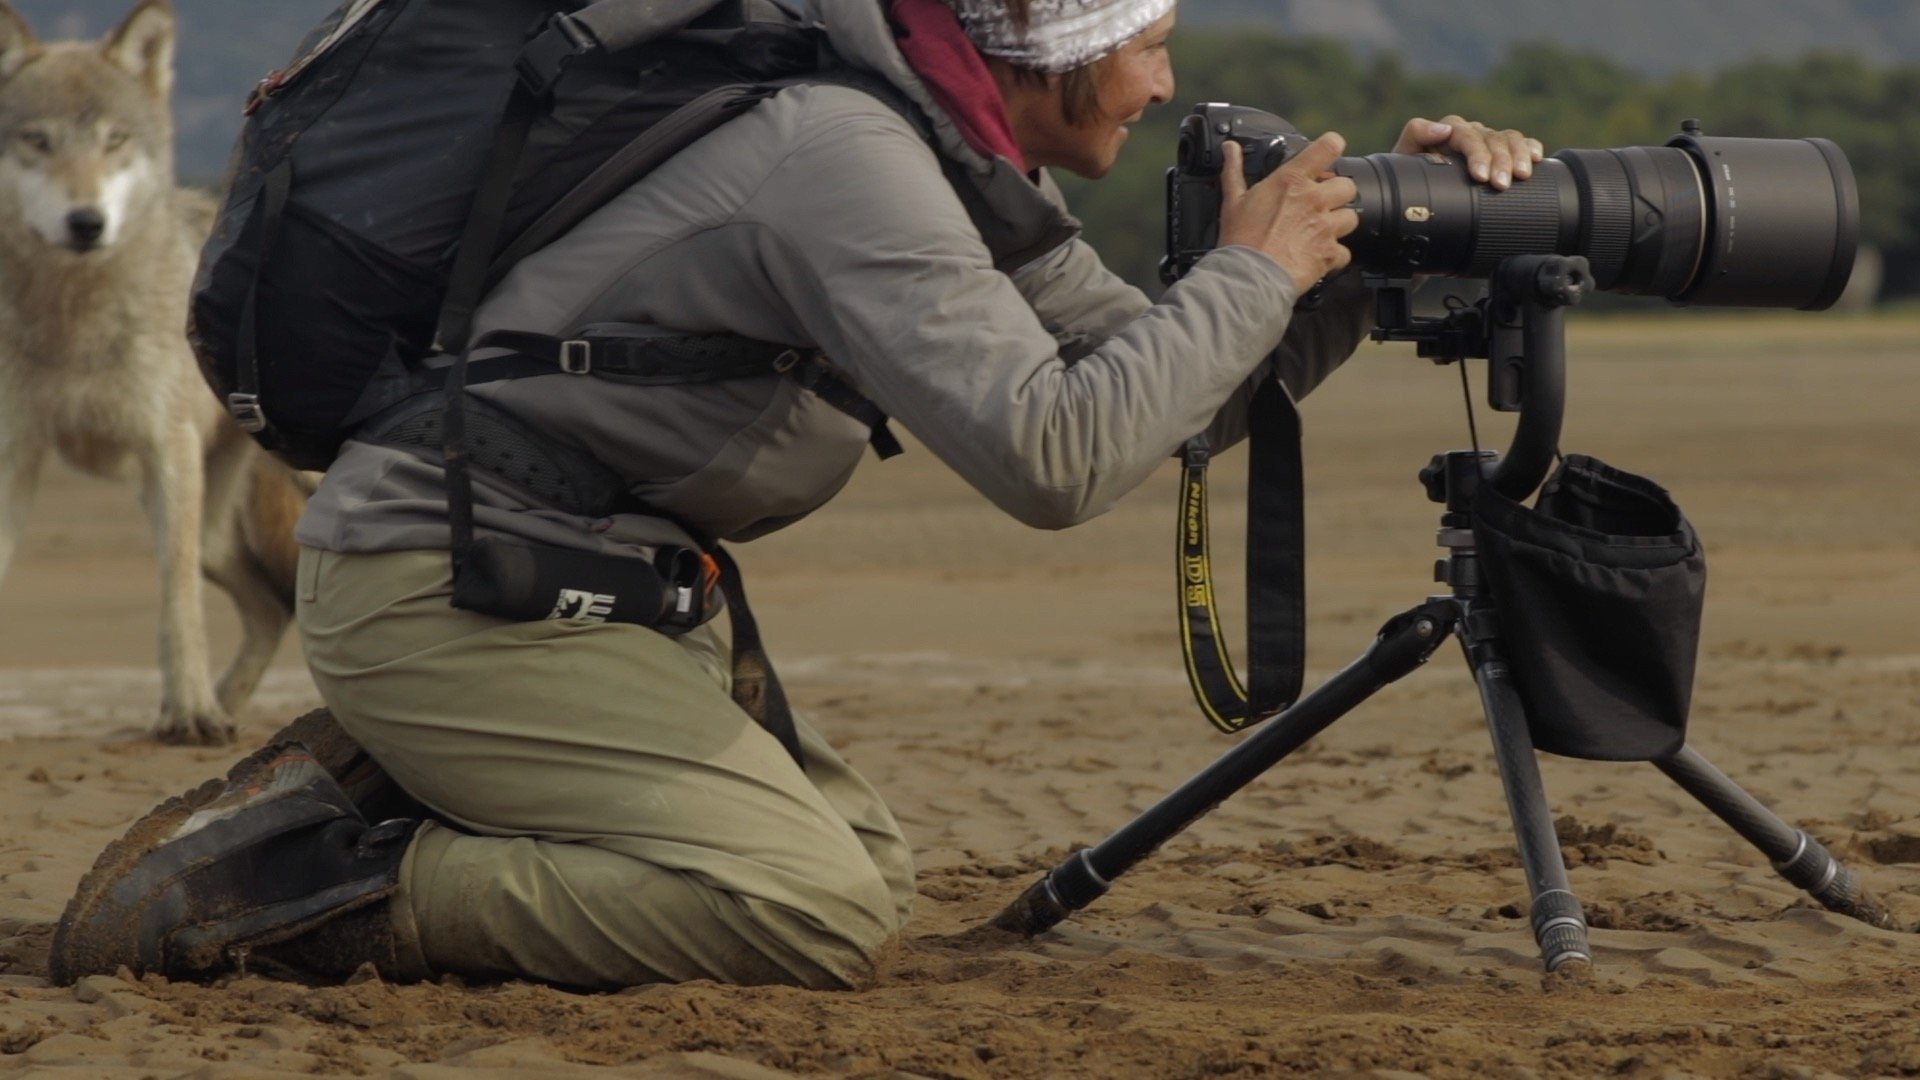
66, 208, 108, 249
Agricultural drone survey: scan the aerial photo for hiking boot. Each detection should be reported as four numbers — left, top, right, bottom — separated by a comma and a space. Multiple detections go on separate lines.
264, 708, 429, 824
48, 742, 418, 985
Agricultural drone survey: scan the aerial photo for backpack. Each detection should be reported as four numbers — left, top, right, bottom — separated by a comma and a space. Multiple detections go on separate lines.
188, 0, 899, 473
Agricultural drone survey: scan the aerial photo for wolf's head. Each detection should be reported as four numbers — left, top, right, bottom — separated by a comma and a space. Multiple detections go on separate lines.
0, 0, 177, 257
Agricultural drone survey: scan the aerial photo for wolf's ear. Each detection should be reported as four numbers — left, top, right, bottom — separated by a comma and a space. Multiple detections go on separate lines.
103, 0, 175, 98
0, 2, 40, 83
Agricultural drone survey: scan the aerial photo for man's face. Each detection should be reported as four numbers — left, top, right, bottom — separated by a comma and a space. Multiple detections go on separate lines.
1018, 10, 1178, 179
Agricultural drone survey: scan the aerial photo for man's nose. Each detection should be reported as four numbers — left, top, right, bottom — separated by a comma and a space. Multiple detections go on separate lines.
1153, 54, 1176, 107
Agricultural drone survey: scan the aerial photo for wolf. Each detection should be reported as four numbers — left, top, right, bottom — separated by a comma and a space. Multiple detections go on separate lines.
0, 0, 310, 745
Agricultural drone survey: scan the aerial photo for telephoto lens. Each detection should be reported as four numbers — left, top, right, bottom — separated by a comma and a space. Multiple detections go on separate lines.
1166, 105, 1859, 311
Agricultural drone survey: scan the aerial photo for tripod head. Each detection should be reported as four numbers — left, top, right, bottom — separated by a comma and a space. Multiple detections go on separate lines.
1373, 254, 1592, 504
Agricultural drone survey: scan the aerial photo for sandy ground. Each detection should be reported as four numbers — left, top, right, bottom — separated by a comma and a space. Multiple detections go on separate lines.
0, 314, 1917, 1078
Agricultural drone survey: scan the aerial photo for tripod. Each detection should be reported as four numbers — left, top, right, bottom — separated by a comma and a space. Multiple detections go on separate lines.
991, 255, 1901, 971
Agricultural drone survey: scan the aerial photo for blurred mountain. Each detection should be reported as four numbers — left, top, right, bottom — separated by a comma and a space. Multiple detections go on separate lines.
1193, 0, 1920, 77
11, 0, 1920, 183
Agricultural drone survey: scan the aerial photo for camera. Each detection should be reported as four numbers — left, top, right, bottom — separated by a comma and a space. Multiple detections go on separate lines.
1163, 104, 1859, 310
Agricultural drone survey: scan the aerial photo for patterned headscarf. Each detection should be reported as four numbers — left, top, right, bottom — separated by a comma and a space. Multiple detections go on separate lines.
948, 0, 1178, 74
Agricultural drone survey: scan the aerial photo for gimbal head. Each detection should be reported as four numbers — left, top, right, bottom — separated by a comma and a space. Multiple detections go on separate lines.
1370, 254, 1592, 502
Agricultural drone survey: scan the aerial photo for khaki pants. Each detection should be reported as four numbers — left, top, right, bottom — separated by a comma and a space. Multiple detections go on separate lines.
295, 546, 914, 990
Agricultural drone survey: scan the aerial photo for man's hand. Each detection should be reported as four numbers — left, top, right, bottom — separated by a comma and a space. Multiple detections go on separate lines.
1217, 133, 1361, 295
1394, 116, 1544, 191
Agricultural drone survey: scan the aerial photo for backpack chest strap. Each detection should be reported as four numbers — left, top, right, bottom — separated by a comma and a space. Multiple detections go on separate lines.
441, 329, 904, 459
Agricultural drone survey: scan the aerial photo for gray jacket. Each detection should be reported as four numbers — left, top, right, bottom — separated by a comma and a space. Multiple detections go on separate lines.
296, 0, 1372, 559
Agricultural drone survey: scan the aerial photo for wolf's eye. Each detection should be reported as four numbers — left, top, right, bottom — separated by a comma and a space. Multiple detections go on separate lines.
16, 131, 50, 153
105, 130, 131, 151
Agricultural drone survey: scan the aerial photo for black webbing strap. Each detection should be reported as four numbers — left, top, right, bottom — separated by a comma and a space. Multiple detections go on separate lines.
488, 68, 933, 295
443, 329, 491, 576
435, 329, 905, 460
434, 84, 540, 356
567, 0, 732, 56
227, 157, 294, 443
711, 545, 806, 767
412, 334, 787, 391
422, 353, 575, 389
788, 355, 905, 459
484, 83, 779, 293
472, 329, 791, 383
1178, 379, 1306, 733
438, 32, 557, 574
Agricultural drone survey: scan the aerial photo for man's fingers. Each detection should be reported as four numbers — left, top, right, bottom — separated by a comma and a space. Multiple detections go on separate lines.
1285, 131, 1347, 178
1319, 175, 1359, 208
1511, 132, 1535, 179
1436, 114, 1486, 182
1414, 117, 1453, 146
1221, 141, 1248, 202
1461, 136, 1492, 183
1488, 137, 1515, 189
1424, 116, 1541, 188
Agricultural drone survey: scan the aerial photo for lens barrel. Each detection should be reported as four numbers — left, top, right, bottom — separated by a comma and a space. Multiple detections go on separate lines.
1662, 133, 1858, 309
1331, 128, 1858, 310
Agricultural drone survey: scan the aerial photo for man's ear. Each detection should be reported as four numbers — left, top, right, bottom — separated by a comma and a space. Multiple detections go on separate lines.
0, 2, 40, 83
103, 0, 175, 98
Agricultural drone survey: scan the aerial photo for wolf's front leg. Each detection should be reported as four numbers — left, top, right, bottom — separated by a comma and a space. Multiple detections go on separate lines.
0, 435, 45, 586
142, 420, 232, 745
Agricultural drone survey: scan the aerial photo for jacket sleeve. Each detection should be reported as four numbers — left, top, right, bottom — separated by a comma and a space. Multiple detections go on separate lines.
1002, 187, 1373, 454
738, 109, 1304, 530
1006, 237, 1150, 361
1196, 268, 1375, 450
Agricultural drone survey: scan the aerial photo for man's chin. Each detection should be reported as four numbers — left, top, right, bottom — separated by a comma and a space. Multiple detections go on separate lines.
1058, 154, 1118, 181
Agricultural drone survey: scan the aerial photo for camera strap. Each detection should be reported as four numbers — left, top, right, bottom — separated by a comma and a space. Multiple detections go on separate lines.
1177, 379, 1305, 733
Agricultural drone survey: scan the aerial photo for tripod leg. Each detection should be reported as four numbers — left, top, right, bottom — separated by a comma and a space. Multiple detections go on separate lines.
1655, 746, 1902, 931
1460, 607, 1592, 972
991, 600, 1456, 937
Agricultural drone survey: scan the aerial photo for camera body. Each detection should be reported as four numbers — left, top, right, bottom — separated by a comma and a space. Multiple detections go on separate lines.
1164, 105, 1312, 286
1163, 103, 1858, 312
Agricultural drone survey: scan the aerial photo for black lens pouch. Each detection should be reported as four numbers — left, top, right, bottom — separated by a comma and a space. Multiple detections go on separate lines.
1470, 455, 1706, 761
451, 536, 712, 632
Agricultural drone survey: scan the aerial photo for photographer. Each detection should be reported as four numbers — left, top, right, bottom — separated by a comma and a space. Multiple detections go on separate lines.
55, 0, 1539, 991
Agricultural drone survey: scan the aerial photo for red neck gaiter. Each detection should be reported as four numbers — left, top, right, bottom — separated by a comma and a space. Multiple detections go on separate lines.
889, 0, 1027, 172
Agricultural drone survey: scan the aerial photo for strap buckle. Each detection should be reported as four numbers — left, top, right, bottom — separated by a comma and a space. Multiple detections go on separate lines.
1182, 436, 1211, 469
226, 392, 268, 433
242, 69, 285, 117
559, 339, 593, 375
516, 12, 597, 96
654, 547, 723, 629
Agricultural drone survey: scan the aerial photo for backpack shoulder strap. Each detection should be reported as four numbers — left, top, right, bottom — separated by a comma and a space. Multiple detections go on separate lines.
483, 83, 777, 290
522, 1, 800, 94
790, 65, 932, 139
568, 0, 736, 54
482, 64, 931, 293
